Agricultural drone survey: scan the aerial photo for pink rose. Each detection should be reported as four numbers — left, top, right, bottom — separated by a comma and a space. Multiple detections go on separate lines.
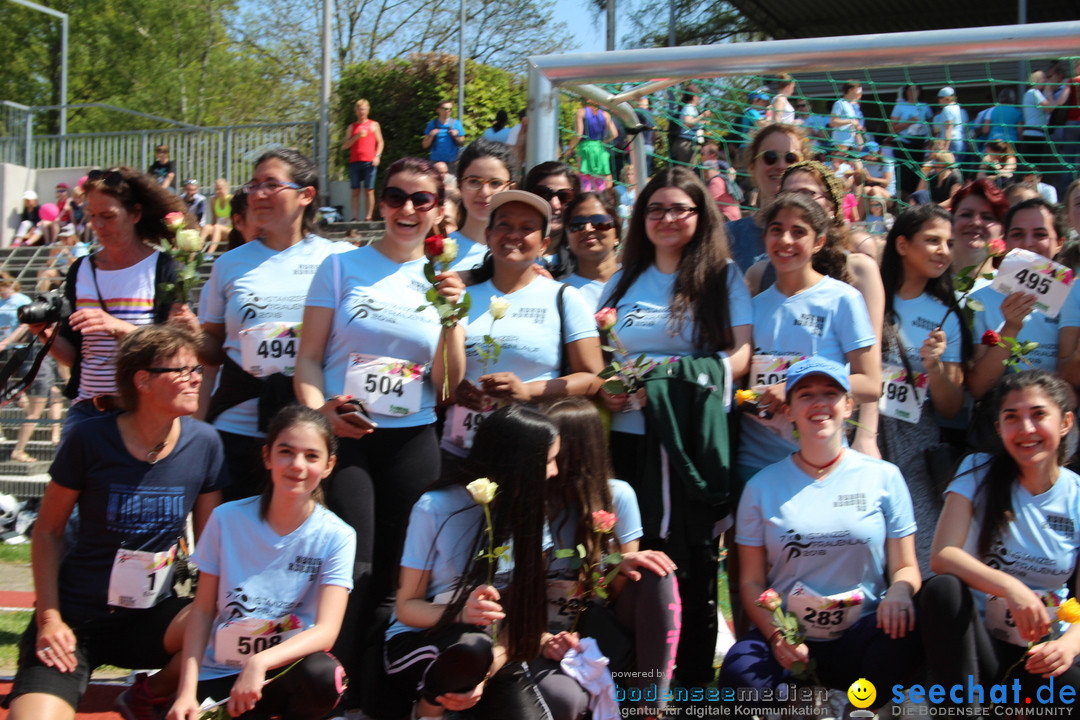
591, 510, 617, 533
163, 212, 186, 232
756, 588, 782, 612
987, 238, 1006, 257
595, 308, 617, 332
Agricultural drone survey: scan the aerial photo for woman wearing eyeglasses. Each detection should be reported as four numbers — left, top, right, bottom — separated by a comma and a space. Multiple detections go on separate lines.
725, 124, 809, 273
27, 167, 191, 441
186, 149, 352, 503
598, 166, 752, 689
561, 192, 621, 309
294, 157, 466, 717
448, 139, 516, 273
524, 161, 581, 279
5, 325, 227, 720
439, 190, 602, 464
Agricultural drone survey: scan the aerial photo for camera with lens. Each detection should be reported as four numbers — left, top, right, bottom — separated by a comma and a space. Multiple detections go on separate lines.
17, 290, 72, 325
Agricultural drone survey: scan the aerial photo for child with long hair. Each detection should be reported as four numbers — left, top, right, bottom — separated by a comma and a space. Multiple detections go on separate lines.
386, 404, 588, 720
920, 371, 1080, 704
543, 397, 679, 719
167, 406, 354, 720
877, 204, 972, 574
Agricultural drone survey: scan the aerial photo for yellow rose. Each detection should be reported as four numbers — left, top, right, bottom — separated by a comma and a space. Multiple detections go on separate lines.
466, 477, 498, 505
1057, 597, 1080, 624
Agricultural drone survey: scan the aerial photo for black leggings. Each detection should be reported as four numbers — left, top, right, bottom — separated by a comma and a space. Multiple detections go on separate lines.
324, 425, 440, 693
195, 652, 345, 720
919, 574, 1080, 707
385, 625, 588, 720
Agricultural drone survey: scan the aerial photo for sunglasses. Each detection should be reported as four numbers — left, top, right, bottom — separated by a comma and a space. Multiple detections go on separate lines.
567, 214, 615, 233
533, 186, 575, 204
755, 150, 801, 166
87, 169, 124, 187
381, 187, 439, 212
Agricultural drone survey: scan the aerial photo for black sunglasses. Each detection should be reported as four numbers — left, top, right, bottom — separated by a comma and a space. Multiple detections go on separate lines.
381, 187, 439, 212
87, 169, 124, 187
533, 186, 575, 204
755, 150, 801, 166
567, 214, 615, 233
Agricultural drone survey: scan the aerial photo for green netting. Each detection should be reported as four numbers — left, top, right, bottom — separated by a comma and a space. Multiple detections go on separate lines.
557, 57, 1079, 219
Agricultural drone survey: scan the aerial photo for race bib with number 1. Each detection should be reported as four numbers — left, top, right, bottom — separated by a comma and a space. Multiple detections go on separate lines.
107, 546, 176, 609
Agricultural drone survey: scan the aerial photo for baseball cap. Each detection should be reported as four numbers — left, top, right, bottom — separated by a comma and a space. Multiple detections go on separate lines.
55, 182, 69, 191
22, 190, 37, 201
938, 86, 955, 98
784, 357, 851, 399
488, 190, 552, 229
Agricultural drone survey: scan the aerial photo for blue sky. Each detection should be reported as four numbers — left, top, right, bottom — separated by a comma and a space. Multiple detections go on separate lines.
552, 0, 611, 54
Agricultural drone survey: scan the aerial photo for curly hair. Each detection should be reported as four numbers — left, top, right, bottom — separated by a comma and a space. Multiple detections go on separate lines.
83, 167, 191, 244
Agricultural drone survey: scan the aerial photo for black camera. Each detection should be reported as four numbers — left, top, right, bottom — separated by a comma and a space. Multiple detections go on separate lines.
17, 290, 72, 325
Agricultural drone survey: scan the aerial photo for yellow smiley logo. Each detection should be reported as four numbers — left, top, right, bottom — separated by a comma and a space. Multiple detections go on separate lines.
848, 678, 876, 709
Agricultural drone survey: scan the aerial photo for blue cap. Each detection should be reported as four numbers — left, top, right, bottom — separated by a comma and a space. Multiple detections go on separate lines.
784, 356, 850, 399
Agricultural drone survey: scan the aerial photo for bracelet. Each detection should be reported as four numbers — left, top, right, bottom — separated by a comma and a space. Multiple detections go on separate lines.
769, 629, 783, 645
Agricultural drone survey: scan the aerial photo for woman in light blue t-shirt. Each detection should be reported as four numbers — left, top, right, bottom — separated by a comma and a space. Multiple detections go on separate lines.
878, 204, 972, 574
921, 371, 1080, 703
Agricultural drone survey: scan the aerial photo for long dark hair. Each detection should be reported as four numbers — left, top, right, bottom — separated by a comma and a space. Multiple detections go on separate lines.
252, 148, 320, 236
542, 397, 618, 595
259, 406, 336, 518
456, 139, 516, 227
779, 162, 851, 283
602, 166, 735, 352
962, 371, 1076, 556
432, 405, 557, 662
880, 204, 972, 364
524, 161, 582, 196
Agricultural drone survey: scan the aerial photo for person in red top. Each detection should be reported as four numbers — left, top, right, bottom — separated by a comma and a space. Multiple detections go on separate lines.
342, 99, 385, 222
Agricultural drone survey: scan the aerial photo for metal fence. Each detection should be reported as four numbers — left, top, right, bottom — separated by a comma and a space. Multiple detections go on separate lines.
0, 119, 319, 186
0, 101, 33, 168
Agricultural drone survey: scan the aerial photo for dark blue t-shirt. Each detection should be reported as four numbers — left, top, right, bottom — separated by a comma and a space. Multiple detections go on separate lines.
51, 415, 229, 620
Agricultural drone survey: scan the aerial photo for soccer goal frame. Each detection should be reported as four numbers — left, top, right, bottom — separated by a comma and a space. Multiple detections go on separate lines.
523, 21, 1080, 188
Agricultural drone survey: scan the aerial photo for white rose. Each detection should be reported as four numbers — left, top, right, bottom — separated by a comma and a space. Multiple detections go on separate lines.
488, 297, 510, 321
174, 229, 203, 253
466, 477, 498, 505
438, 238, 459, 265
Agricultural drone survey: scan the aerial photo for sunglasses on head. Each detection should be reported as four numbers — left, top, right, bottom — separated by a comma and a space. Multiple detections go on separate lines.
755, 150, 801, 166
381, 187, 439, 212
533, 186, 575, 204
86, 169, 124, 187
567, 214, 615, 233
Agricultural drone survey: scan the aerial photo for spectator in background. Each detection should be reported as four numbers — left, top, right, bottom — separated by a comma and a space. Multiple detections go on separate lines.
180, 180, 207, 227
565, 100, 618, 192
830, 81, 865, 151
1019, 71, 1065, 172
890, 85, 932, 200
13, 191, 40, 245
54, 183, 75, 226
480, 110, 512, 144
1018, 165, 1058, 204
934, 87, 965, 158
860, 140, 896, 199
913, 150, 962, 208
977, 141, 1018, 187
504, 109, 528, 178
433, 161, 458, 192
669, 86, 711, 165
635, 96, 657, 175
983, 87, 1023, 148
1058, 59, 1080, 195
767, 74, 797, 125
422, 99, 465, 173
148, 144, 177, 191
701, 141, 741, 222
342, 98, 385, 222
736, 91, 770, 147
201, 179, 233, 254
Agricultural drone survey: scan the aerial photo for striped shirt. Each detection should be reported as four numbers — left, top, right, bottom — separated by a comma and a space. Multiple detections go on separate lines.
74, 252, 158, 401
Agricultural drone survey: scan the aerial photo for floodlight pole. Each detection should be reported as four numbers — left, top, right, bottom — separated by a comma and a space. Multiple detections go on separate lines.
319, 0, 333, 205
9, 0, 67, 165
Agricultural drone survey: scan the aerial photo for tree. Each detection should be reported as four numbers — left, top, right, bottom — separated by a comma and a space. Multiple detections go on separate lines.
623, 0, 759, 48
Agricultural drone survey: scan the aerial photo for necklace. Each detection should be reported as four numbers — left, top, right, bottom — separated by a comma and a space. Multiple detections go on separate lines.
797, 449, 844, 476
146, 438, 169, 465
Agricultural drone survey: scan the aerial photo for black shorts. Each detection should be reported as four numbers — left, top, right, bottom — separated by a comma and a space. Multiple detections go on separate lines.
6, 596, 190, 711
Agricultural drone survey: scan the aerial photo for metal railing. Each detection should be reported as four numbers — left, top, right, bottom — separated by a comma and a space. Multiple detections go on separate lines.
0, 117, 318, 186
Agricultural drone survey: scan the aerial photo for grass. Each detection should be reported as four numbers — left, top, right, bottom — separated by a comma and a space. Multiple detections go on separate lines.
0, 610, 31, 670
0, 543, 31, 565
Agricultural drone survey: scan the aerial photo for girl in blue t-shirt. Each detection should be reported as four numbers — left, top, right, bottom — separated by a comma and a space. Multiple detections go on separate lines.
920, 371, 1080, 701
543, 397, 678, 719
878, 204, 972, 574
719, 357, 921, 702
440, 190, 603, 462
168, 406, 355, 720
387, 405, 589, 720
599, 166, 753, 687
449, 140, 517, 273
294, 156, 466, 713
